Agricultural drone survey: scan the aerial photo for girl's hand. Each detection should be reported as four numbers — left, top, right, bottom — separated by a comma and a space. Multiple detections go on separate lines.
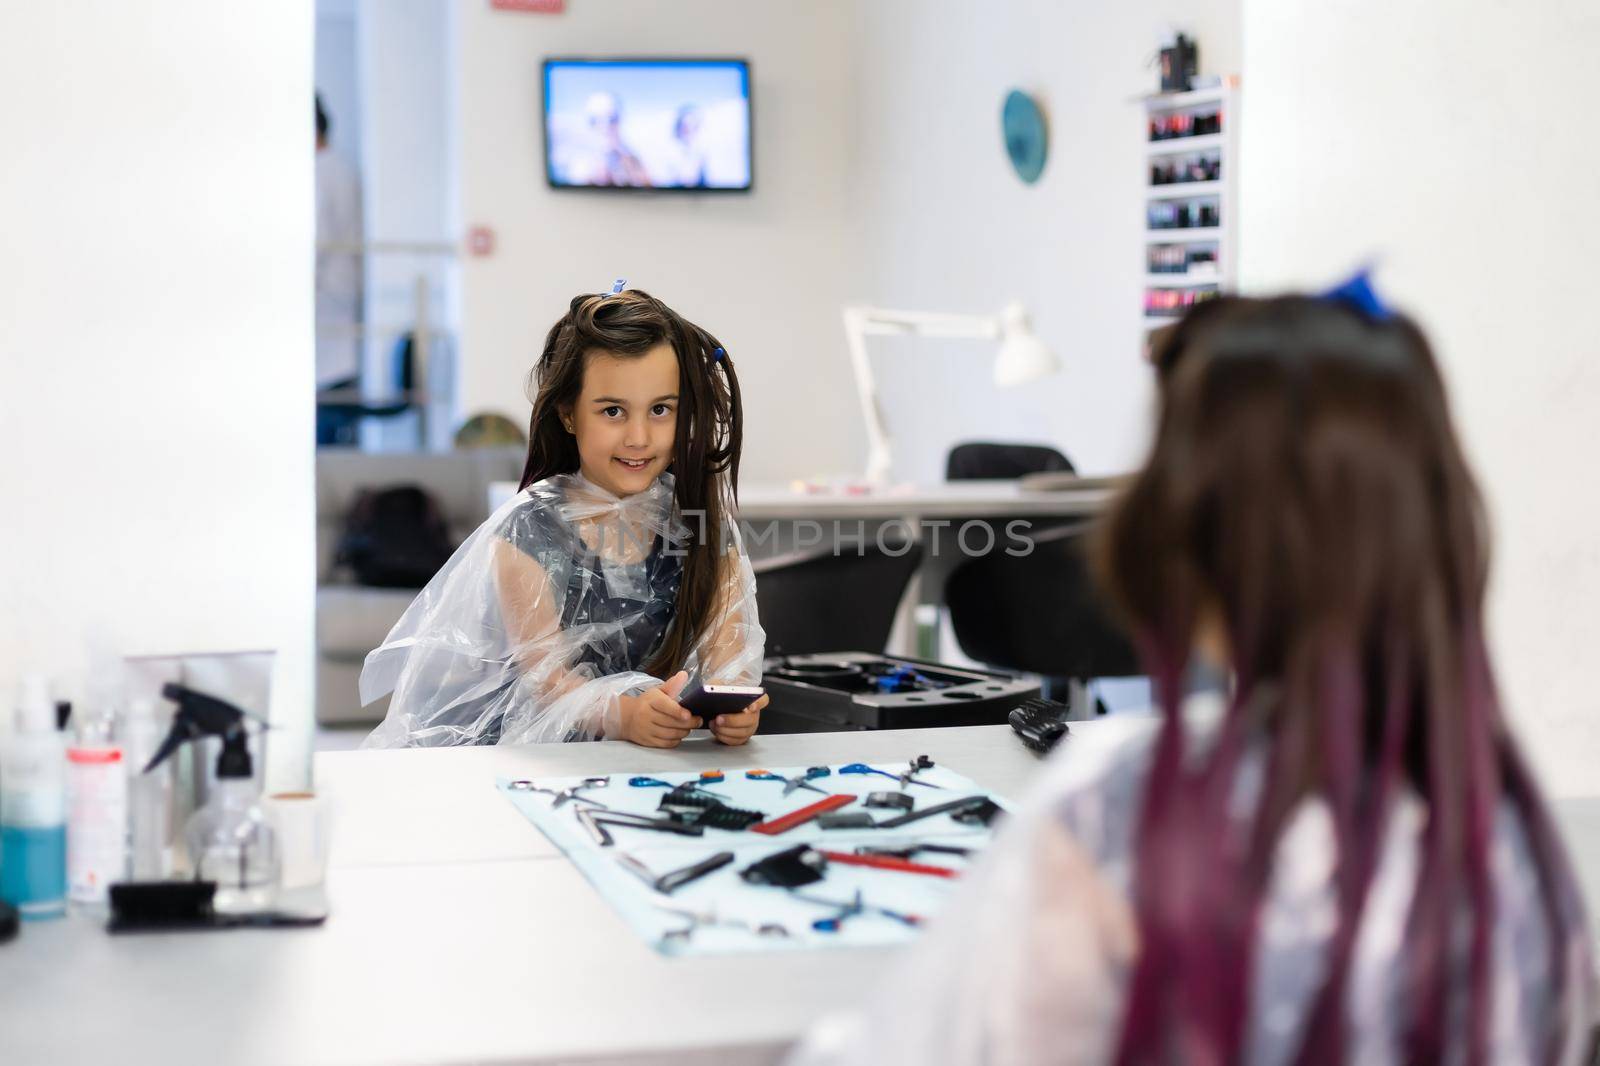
619, 672, 700, 748
710, 693, 767, 746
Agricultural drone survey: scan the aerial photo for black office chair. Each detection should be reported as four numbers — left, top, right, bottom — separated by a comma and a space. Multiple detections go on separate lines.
946, 441, 1074, 480
944, 517, 1141, 717
316, 332, 428, 447
752, 537, 924, 657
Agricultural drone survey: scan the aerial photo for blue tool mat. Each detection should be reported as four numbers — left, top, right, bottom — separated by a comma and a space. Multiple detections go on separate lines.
497, 762, 1009, 956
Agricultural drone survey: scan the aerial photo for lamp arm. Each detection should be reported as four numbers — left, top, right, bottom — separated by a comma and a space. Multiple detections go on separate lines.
842, 306, 895, 486
854, 309, 1002, 339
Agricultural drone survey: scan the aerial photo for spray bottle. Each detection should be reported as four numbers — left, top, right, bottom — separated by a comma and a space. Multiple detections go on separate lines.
145, 683, 278, 913
123, 698, 172, 881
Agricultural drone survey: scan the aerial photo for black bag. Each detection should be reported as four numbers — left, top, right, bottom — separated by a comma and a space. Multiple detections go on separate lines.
336, 485, 457, 589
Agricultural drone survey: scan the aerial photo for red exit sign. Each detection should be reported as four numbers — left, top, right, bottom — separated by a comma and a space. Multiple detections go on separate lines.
491, 0, 564, 12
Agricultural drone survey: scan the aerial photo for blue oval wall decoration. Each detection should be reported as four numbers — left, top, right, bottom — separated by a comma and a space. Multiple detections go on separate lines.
1002, 90, 1048, 185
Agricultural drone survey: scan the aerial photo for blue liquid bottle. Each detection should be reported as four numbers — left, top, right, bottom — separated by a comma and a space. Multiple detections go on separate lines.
0, 676, 68, 918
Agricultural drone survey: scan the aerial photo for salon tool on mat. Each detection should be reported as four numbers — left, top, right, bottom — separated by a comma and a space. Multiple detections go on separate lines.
618, 851, 735, 895
865, 791, 915, 812
576, 808, 705, 847
872, 794, 995, 830
1008, 698, 1071, 753
793, 888, 923, 932
510, 778, 611, 810
839, 762, 902, 784
750, 793, 855, 836
657, 904, 790, 947
950, 798, 1002, 826
817, 811, 878, 830
550, 777, 612, 808
745, 767, 832, 797
630, 776, 728, 802
740, 845, 828, 888
898, 755, 944, 790
858, 843, 973, 860
499, 763, 1009, 956
656, 787, 765, 830
817, 850, 961, 879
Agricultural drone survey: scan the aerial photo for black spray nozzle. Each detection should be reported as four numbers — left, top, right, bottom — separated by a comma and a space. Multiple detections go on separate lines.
147, 683, 256, 779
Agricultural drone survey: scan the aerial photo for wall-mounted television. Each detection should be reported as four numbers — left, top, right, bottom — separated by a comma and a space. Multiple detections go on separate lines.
542, 58, 752, 191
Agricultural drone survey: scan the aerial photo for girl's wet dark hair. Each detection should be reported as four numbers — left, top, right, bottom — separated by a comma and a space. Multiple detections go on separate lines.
519, 288, 743, 679
1098, 296, 1591, 1063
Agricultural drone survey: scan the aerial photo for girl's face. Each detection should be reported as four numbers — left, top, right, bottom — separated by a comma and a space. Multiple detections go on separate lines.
562, 342, 680, 498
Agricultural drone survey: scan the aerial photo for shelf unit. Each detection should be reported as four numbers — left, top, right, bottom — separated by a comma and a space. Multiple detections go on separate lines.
1147, 132, 1225, 154
1142, 76, 1239, 337
1146, 226, 1224, 242
1146, 179, 1223, 200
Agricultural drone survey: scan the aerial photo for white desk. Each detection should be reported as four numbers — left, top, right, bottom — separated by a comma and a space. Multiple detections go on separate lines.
733, 479, 1114, 522
487, 478, 1114, 523
0, 724, 1080, 1066
486, 478, 1116, 657
9, 724, 1597, 1066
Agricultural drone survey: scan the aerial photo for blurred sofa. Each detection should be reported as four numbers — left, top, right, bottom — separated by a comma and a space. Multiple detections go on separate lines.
315, 446, 523, 726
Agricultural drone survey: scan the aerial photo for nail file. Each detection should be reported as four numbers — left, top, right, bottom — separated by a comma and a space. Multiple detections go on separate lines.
750, 794, 854, 835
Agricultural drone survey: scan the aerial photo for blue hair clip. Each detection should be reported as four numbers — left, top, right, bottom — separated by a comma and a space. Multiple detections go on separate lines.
599, 278, 627, 299
1319, 267, 1393, 320
712, 347, 725, 362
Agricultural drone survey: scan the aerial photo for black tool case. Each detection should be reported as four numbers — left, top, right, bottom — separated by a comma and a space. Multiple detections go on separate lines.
760, 652, 1040, 733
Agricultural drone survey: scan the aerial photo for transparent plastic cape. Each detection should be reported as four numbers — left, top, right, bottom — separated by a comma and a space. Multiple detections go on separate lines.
359, 471, 764, 747
787, 709, 1598, 1066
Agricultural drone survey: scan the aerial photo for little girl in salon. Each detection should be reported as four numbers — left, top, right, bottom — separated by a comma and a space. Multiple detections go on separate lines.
360, 284, 768, 749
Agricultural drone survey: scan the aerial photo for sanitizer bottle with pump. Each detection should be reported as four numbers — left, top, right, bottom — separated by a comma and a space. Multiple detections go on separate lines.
0, 676, 68, 918
66, 702, 129, 908
144, 683, 279, 913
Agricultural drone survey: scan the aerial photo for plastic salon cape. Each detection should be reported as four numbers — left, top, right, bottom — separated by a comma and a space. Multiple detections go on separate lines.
787, 701, 1597, 1066
360, 471, 764, 747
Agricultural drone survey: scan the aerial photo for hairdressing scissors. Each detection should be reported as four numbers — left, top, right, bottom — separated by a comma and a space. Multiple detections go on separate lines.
839, 762, 901, 784
897, 755, 944, 790
793, 888, 923, 933
656, 903, 790, 948
508, 777, 611, 810
746, 767, 832, 797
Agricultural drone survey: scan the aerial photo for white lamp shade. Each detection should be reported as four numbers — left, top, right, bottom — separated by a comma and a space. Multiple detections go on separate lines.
992, 301, 1059, 387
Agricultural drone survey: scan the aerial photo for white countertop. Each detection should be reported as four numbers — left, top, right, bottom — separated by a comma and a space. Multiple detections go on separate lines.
5, 721, 1597, 1066
0, 724, 1081, 1066
732, 479, 1114, 521
489, 478, 1114, 522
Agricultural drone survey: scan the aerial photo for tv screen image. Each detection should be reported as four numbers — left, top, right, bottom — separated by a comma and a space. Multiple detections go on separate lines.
543, 58, 752, 191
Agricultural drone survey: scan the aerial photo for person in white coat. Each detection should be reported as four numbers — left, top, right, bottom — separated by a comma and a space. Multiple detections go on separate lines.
315, 93, 363, 442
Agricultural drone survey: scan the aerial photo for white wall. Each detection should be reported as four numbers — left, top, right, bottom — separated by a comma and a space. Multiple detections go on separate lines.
1237, 0, 1600, 796
845, 1, 1241, 482
455, 0, 859, 483
0, 4, 315, 789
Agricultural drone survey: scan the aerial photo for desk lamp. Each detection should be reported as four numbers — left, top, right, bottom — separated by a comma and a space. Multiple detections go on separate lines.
841, 301, 1059, 487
